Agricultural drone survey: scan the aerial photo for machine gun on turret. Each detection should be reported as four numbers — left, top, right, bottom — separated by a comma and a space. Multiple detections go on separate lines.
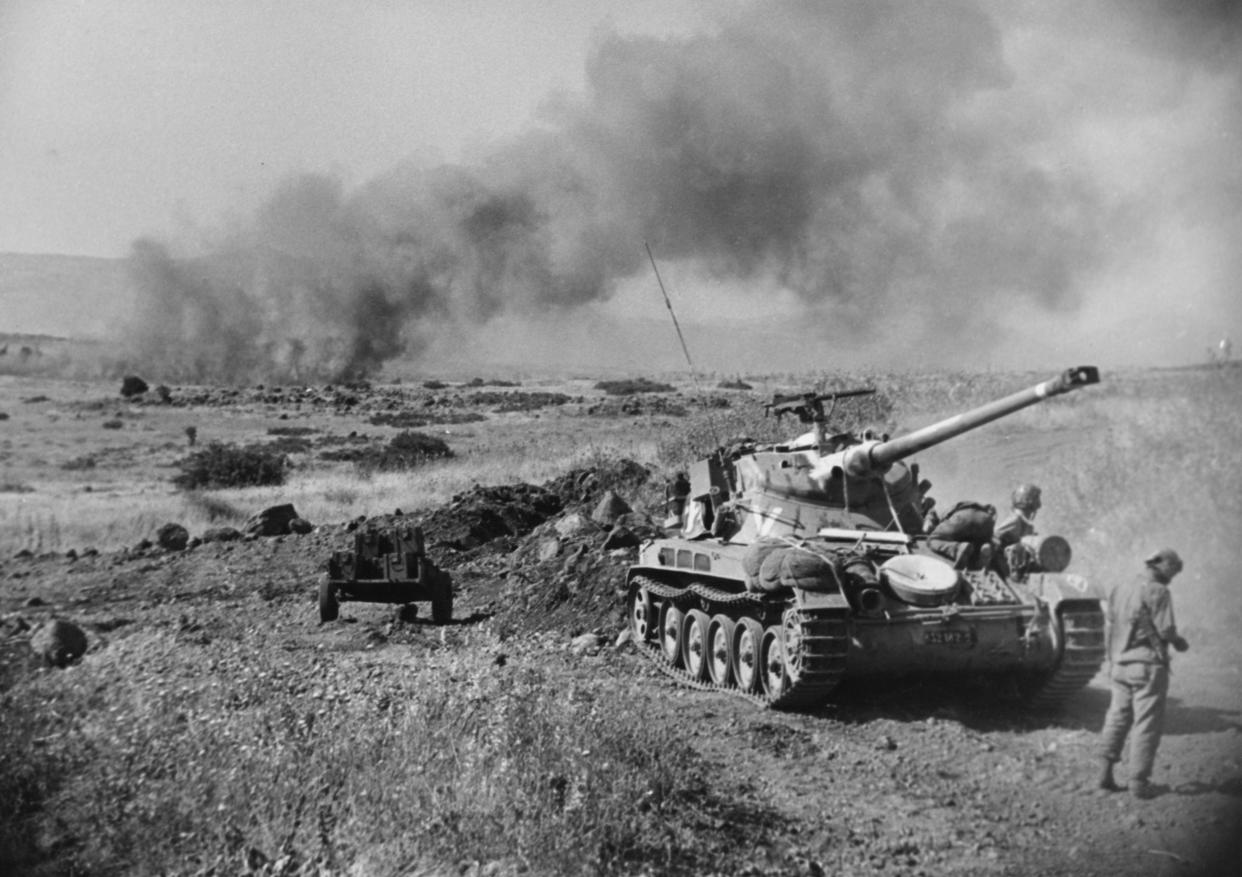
765, 387, 878, 450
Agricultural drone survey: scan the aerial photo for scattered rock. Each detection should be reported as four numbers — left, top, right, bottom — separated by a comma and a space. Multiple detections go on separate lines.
561, 544, 588, 574
30, 619, 88, 667
394, 604, 420, 623
554, 512, 592, 538
591, 490, 632, 525
1, 613, 31, 636
201, 526, 243, 544
614, 628, 634, 649
570, 631, 604, 656
23, 596, 45, 607
421, 484, 562, 550
120, 375, 149, 398
288, 517, 314, 535
538, 538, 562, 561
601, 525, 640, 550
613, 511, 663, 539
14, 549, 33, 560
156, 522, 190, 552
243, 503, 301, 537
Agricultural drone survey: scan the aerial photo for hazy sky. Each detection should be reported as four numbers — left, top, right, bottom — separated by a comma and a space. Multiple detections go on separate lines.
2, 0, 1239, 373
0, 0, 711, 257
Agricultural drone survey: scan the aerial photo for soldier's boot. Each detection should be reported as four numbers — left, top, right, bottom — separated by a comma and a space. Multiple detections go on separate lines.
1097, 758, 1121, 792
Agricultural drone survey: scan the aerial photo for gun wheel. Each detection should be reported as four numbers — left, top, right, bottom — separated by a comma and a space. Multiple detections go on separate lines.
431, 574, 453, 625
318, 577, 339, 623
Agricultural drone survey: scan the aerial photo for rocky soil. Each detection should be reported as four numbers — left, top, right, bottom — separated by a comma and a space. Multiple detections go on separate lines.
2, 375, 1240, 876
3, 457, 1239, 876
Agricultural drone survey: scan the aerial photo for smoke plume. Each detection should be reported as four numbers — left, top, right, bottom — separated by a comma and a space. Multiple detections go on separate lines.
124, 0, 1242, 381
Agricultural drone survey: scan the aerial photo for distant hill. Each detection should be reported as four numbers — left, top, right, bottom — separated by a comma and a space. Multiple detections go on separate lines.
0, 252, 132, 338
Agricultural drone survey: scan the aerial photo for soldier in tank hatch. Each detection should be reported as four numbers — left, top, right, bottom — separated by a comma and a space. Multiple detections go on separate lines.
995, 483, 1041, 578
996, 483, 1041, 546
1098, 548, 1190, 799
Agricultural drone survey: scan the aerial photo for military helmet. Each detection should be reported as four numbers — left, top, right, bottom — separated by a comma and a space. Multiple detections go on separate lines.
1011, 483, 1042, 512
1145, 547, 1183, 575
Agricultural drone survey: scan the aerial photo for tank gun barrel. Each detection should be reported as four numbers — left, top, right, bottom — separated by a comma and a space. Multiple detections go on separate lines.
817, 366, 1100, 480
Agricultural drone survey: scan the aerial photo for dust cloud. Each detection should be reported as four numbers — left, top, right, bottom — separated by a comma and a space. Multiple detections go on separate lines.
122, 0, 1241, 381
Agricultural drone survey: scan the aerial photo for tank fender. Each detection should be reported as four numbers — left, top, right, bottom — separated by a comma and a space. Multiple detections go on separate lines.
794, 589, 850, 611
1026, 572, 1106, 606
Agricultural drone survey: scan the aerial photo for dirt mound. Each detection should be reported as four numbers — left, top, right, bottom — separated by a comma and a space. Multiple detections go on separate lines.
480, 459, 660, 635
420, 484, 564, 552
491, 515, 637, 636
542, 458, 654, 509
381, 459, 657, 634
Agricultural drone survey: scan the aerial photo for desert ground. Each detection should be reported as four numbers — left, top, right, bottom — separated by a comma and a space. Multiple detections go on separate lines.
1, 359, 1240, 876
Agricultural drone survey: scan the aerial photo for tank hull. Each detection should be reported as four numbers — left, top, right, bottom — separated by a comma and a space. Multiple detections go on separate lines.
628, 534, 1104, 710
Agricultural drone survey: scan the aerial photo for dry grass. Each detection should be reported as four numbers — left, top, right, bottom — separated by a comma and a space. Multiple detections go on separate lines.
2, 365, 1240, 875
0, 627, 750, 876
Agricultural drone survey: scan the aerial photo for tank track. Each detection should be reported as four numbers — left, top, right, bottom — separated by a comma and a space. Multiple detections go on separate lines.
629, 575, 850, 710
1024, 604, 1106, 710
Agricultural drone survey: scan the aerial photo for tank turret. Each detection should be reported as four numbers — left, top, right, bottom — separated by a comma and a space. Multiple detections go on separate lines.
680, 366, 1099, 541
627, 366, 1107, 711
813, 366, 1099, 480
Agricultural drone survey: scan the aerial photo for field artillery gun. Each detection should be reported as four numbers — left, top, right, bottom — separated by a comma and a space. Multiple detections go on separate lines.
321, 524, 452, 624
628, 366, 1104, 710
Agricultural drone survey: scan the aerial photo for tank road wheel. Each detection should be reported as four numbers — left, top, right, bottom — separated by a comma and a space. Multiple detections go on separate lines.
732, 618, 766, 694
707, 614, 736, 687
431, 573, 453, 625
629, 583, 655, 642
760, 625, 790, 701
318, 577, 339, 623
659, 602, 686, 667
682, 609, 711, 682
780, 609, 805, 683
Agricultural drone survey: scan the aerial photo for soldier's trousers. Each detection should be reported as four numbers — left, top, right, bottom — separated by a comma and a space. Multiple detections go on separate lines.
1099, 661, 1169, 783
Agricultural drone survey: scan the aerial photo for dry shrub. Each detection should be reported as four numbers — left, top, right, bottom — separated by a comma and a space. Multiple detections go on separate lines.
356, 430, 453, 473
595, 378, 676, 395
173, 442, 287, 490
368, 411, 485, 428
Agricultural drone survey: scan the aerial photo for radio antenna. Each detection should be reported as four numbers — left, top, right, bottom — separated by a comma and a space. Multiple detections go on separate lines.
645, 242, 697, 380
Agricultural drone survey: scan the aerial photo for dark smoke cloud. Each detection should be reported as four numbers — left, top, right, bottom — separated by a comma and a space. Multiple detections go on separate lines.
123, 0, 1239, 381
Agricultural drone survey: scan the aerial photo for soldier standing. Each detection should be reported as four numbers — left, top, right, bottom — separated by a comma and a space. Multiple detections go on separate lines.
1097, 548, 1190, 799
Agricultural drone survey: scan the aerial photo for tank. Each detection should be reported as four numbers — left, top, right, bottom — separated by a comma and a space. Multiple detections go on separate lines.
626, 366, 1105, 710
